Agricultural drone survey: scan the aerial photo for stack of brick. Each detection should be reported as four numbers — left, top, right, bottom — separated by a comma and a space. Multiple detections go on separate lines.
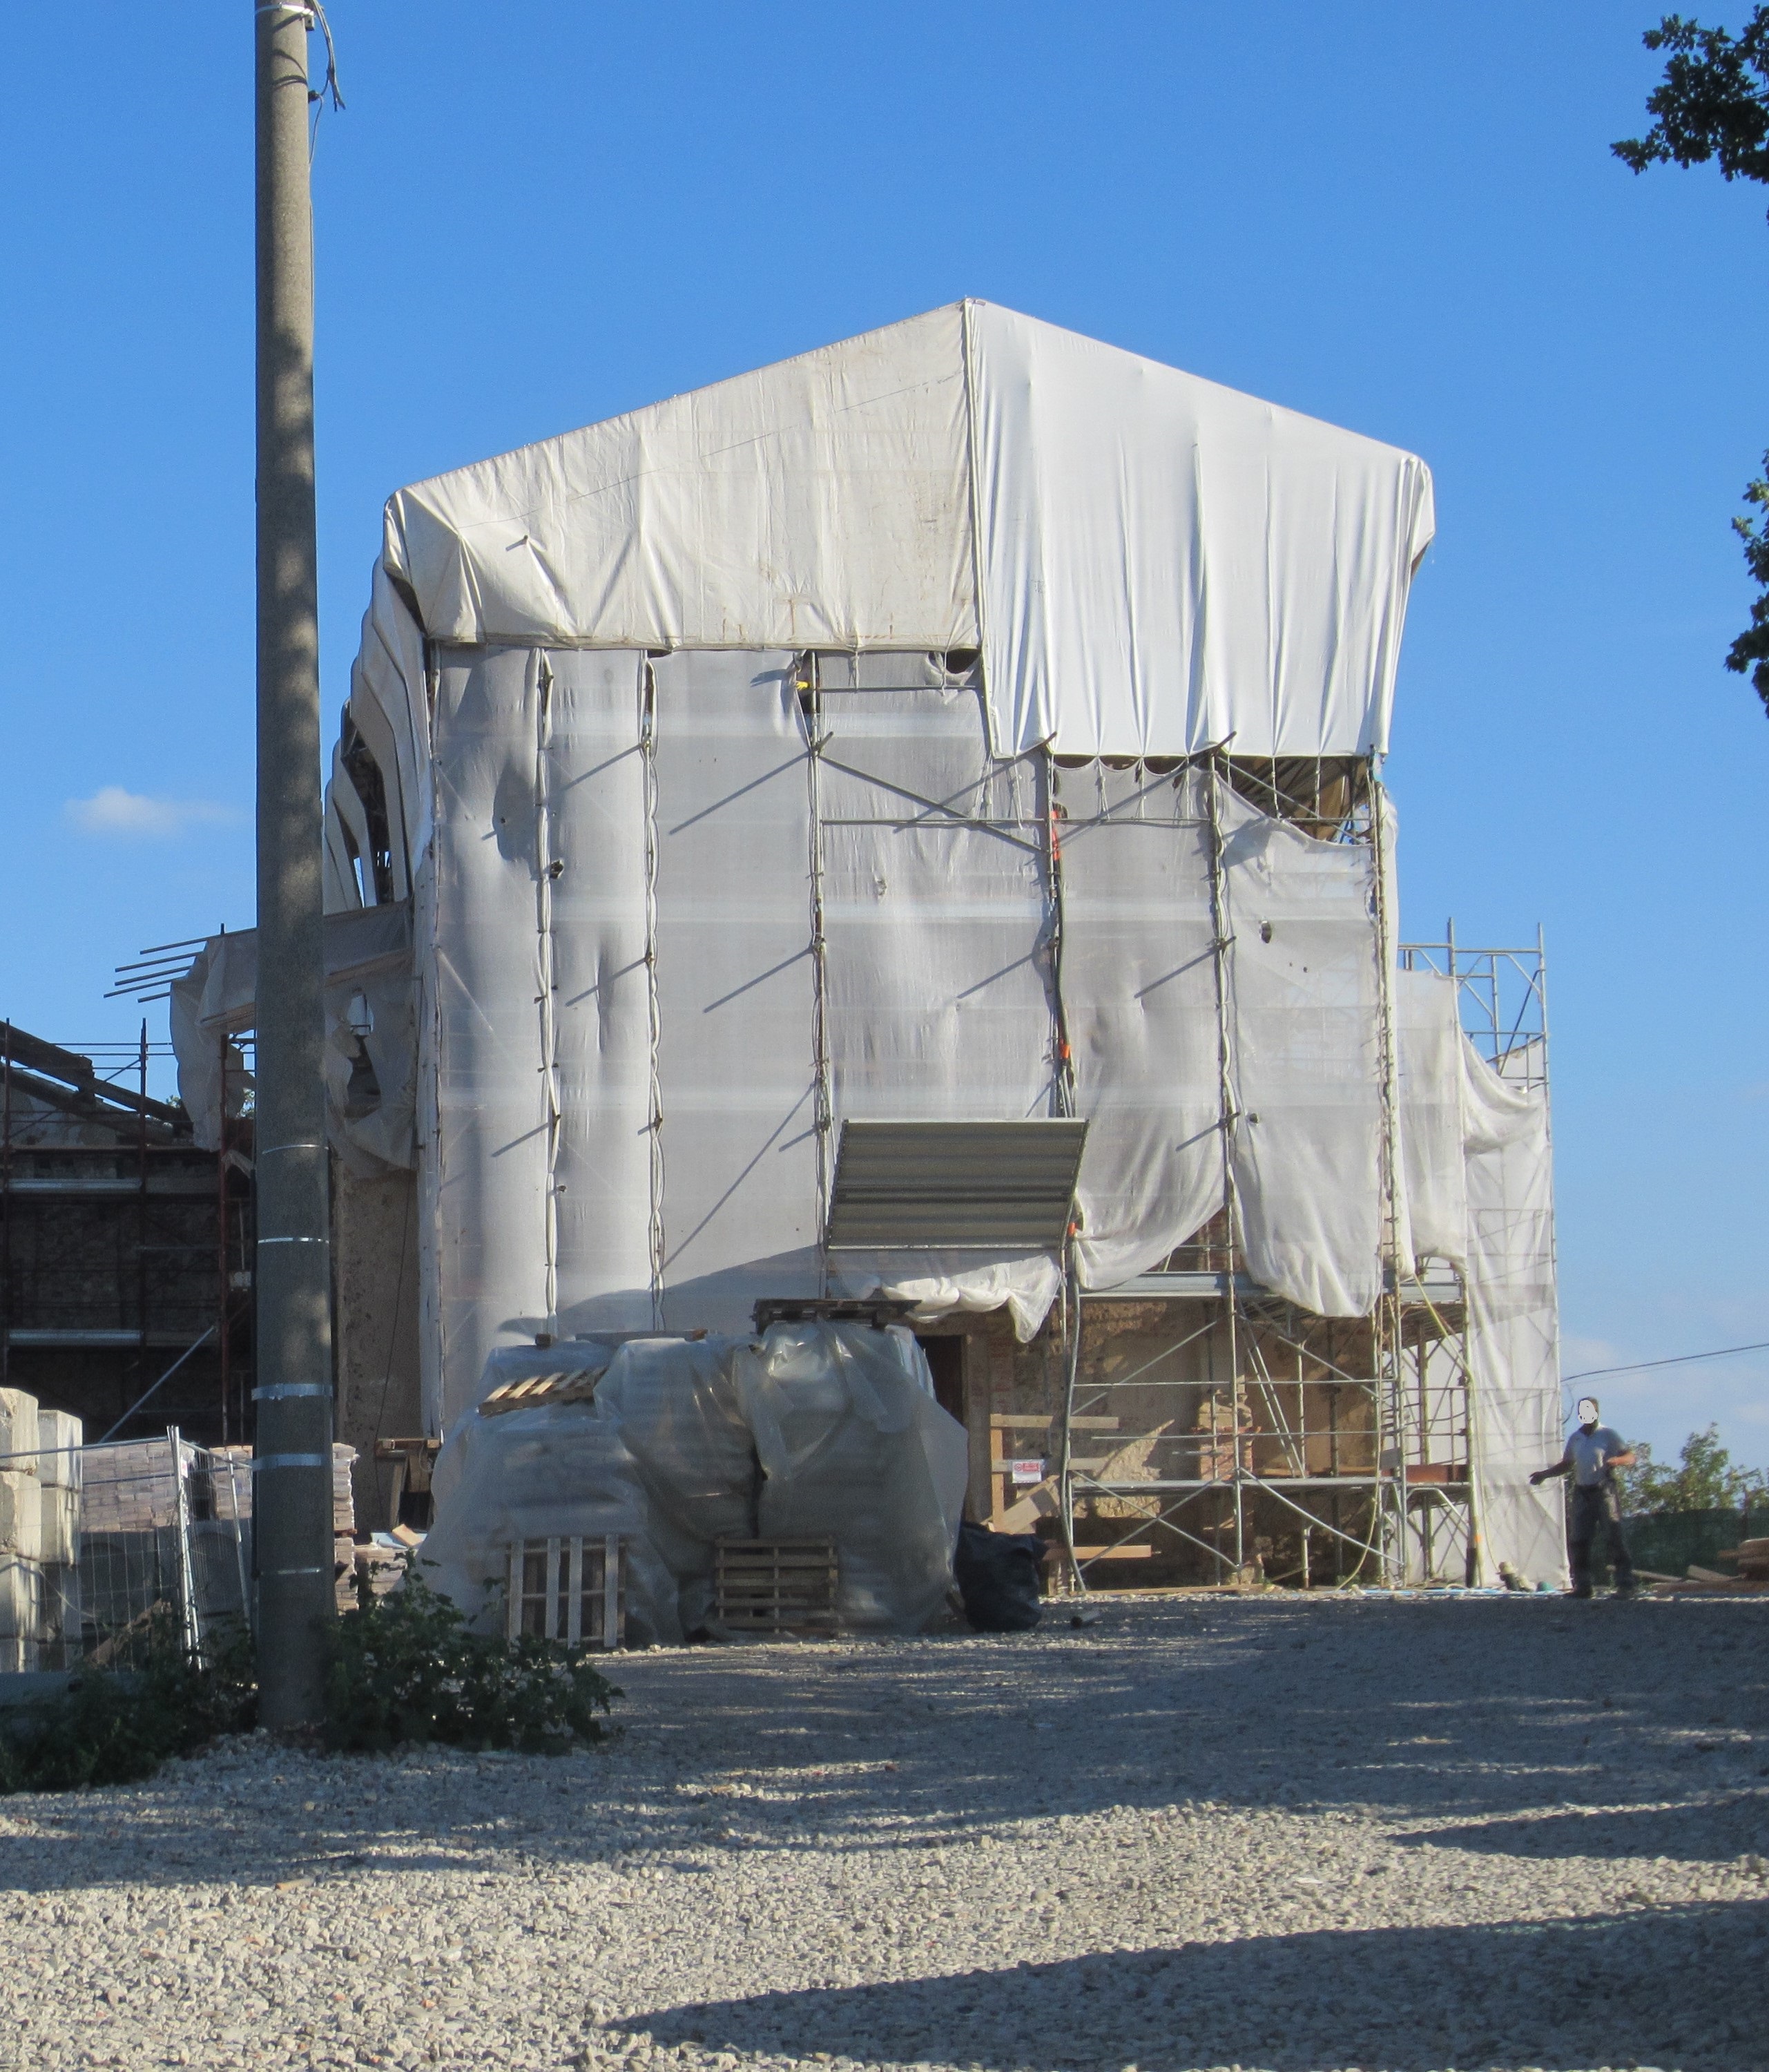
334, 1445, 358, 1611
207, 1441, 360, 1612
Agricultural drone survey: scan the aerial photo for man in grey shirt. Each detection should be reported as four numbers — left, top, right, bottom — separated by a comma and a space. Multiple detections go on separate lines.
1530, 1396, 1638, 1598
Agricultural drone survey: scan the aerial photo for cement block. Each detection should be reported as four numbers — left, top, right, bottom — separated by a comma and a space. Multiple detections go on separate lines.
0, 1475, 39, 1560
0, 1557, 44, 1641
37, 1410, 82, 1489
0, 1391, 38, 1473
38, 1484, 78, 1568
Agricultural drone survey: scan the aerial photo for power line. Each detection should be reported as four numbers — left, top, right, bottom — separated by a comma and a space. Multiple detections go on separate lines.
1564, 1340, 1769, 1384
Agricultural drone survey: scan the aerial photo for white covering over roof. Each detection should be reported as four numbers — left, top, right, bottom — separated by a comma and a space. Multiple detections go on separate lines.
383, 302, 1434, 760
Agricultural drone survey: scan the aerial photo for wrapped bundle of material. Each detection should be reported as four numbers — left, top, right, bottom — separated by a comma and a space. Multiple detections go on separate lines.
737, 1322, 967, 1634
37, 1409, 81, 1569
428, 1327, 969, 1642
425, 1366, 680, 1645
595, 1338, 758, 1633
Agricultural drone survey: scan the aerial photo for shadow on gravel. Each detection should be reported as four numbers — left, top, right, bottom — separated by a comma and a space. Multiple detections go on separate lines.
8, 1600, 1767, 1896
616, 1899, 1769, 2072
1405, 1796, 1769, 1863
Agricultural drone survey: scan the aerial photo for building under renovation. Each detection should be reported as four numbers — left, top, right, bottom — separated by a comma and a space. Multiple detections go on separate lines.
173, 301, 1565, 1606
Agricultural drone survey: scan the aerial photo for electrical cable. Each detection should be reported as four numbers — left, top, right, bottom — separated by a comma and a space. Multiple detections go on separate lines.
1563, 1339, 1769, 1384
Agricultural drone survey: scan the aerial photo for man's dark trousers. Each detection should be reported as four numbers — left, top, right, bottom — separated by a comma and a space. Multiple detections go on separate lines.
1569, 1482, 1635, 1593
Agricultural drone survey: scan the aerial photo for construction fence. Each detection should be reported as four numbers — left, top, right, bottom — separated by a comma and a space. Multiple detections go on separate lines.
0, 1383, 356, 1670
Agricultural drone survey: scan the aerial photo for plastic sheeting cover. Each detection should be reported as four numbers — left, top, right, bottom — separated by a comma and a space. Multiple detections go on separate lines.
594, 1336, 758, 1634
1392, 971, 1564, 1586
422, 1339, 684, 1646
818, 653, 1063, 1340
737, 1323, 967, 1634
1060, 765, 1222, 1287
384, 305, 976, 658
1460, 1044, 1566, 1588
1221, 784, 1384, 1318
1395, 969, 1469, 1265
969, 304, 1434, 759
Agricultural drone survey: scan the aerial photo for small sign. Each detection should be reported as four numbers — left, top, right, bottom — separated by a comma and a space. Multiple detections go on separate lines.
1007, 1457, 1047, 1486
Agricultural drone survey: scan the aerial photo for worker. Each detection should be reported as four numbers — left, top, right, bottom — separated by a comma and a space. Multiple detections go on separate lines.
1529, 1395, 1638, 1598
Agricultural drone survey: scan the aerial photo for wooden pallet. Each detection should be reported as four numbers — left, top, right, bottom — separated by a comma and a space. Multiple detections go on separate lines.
715, 1537, 839, 1633
505, 1535, 625, 1649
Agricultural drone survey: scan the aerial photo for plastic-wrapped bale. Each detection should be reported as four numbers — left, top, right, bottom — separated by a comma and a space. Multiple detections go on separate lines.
736, 1322, 967, 1634
595, 1337, 759, 1633
424, 1374, 679, 1645
37, 1409, 81, 1570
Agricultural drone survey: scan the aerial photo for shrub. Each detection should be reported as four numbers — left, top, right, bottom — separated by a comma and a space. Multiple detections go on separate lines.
0, 1615, 255, 1795
0, 1566, 619, 1792
322, 1562, 619, 1755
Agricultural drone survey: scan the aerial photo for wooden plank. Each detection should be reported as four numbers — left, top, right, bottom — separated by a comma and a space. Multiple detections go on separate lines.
987, 1414, 1119, 1432
1072, 1544, 1155, 1560
998, 1479, 1061, 1534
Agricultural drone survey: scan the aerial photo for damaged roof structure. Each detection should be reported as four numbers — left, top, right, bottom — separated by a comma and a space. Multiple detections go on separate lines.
173, 302, 1565, 1602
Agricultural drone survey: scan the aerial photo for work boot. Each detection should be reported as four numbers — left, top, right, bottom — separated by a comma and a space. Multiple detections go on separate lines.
1570, 1584, 1594, 1599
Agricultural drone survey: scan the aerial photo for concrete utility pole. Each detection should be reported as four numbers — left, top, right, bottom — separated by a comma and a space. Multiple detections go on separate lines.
253, 0, 335, 1727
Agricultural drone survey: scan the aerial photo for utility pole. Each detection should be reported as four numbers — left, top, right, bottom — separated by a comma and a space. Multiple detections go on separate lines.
253, 0, 335, 1726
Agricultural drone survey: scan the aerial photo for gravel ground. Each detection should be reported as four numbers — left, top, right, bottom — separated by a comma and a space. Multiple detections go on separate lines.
1, 1593, 1766, 2072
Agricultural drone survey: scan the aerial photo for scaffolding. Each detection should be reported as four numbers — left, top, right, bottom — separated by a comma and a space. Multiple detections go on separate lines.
773, 704, 1552, 1592
1048, 761, 1550, 1593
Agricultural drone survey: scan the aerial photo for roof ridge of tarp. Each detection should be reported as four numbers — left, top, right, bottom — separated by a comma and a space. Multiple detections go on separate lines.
374, 300, 1433, 761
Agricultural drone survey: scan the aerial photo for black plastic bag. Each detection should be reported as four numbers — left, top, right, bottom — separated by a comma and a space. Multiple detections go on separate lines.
954, 1520, 1046, 1633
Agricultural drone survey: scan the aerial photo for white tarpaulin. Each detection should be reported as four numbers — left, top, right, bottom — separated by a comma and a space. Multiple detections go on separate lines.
1395, 968, 1470, 1265
967, 303, 1435, 758
385, 305, 976, 658
1060, 765, 1222, 1287
1222, 785, 1385, 1317
1393, 970, 1565, 1587
380, 302, 1431, 763
1461, 1042, 1567, 1589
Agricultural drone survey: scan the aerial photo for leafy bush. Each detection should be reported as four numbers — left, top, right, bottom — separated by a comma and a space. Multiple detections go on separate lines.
1622, 1424, 1769, 1514
0, 1566, 619, 1792
0, 1615, 255, 1795
322, 1562, 619, 1755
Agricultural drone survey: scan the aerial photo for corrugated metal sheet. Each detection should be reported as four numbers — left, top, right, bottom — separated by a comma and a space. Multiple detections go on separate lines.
826, 1120, 1087, 1249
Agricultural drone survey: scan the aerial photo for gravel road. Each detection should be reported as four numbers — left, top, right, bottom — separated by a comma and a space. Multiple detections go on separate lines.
1, 1594, 1765, 2072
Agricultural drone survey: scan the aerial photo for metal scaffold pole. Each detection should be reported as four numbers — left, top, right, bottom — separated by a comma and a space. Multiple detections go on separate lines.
253, 0, 336, 1725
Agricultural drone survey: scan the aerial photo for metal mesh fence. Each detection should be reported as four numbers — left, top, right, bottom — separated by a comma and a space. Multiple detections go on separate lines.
72, 1432, 254, 1667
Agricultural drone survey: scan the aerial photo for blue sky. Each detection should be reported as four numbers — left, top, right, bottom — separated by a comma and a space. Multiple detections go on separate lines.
1, 4, 1764, 1469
